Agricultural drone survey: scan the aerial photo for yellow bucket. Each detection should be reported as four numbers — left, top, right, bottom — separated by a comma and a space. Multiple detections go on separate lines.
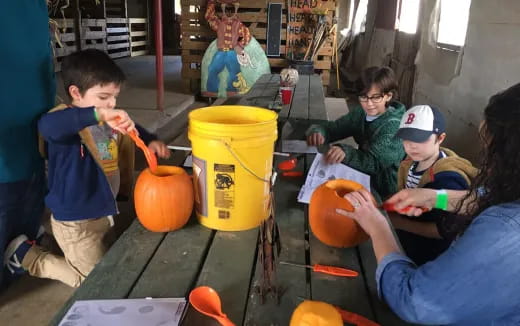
188, 106, 278, 231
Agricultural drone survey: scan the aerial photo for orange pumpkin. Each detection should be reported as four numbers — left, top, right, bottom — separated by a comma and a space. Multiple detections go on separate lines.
290, 300, 343, 326
309, 179, 370, 248
134, 166, 194, 232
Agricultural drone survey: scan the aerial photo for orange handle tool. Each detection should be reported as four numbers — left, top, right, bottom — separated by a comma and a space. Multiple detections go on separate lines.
280, 262, 358, 278
382, 202, 429, 214
282, 171, 304, 177
313, 264, 359, 277
335, 307, 380, 326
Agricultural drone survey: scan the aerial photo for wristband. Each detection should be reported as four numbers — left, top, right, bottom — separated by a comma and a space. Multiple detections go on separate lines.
93, 108, 100, 122
434, 189, 448, 210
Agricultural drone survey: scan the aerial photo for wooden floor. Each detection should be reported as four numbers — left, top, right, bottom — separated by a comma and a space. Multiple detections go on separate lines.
51, 74, 409, 326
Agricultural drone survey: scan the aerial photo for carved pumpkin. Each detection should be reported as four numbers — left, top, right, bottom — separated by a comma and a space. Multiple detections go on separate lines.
309, 179, 370, 248
280, 68, 299, 87
134, 166, 194, 232
290, 301, 342, 326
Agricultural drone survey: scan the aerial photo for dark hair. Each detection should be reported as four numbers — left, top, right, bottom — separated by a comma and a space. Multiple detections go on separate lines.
461, 83, 520, 228
356, 66, 398, 98
61, 49, 126, 98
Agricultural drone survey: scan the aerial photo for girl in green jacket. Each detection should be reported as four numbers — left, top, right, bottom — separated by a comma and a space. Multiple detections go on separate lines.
307, 66, 406, 198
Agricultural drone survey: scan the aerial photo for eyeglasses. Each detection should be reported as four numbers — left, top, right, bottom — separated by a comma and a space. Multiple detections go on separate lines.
358, 94, 385, 103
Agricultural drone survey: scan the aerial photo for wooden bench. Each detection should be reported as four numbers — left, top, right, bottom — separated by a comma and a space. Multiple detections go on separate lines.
51, 74, 408, 326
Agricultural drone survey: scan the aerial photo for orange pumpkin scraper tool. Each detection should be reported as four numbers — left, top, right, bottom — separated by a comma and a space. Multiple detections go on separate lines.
335, 306, 380, 326
280, 261, 358, 277
381, 202, 429, 214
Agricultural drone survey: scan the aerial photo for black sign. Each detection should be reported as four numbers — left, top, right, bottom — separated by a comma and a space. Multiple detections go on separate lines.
267, 3, 283, 57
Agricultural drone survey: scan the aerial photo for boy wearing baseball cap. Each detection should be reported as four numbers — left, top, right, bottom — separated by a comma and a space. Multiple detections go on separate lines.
390, 105, 478, 265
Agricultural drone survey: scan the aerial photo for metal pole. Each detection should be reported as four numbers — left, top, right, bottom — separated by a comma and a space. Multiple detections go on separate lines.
154, 0, 164, 111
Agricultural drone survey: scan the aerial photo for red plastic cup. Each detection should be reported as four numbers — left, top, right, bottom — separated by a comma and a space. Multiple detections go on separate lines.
281, 87, 293, 105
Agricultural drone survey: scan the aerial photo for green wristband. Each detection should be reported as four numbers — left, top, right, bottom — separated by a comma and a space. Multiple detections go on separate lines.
93, 108, 100, 122
434, 189, 448, 210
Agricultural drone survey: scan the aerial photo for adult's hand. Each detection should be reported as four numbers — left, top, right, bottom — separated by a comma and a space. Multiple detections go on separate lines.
325, 146, 346, 164
336, 189, 402, 262
307, 132, 325, 146
336, 189, 386, 235
385, 188, 437, 217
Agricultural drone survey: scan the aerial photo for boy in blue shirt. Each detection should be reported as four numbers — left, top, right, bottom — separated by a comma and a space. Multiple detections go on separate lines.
3, 49, 170, 287
391, 105, 477, 265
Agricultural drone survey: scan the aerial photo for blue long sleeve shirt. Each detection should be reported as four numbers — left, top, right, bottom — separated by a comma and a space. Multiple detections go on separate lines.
0, 0, 55, 182
377, 202, 520, 325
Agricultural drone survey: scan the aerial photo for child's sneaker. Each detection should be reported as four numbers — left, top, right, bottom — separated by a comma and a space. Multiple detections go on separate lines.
4, 235, 32, 275
35, 225, 45, 245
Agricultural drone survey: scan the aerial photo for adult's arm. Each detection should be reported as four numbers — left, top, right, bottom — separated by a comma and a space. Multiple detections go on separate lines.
341, 191, 520, 324
376, 205, 520, 324
386, 188, 471, 216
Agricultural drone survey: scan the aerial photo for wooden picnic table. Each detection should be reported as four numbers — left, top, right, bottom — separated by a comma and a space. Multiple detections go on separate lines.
51, 74, 408, 326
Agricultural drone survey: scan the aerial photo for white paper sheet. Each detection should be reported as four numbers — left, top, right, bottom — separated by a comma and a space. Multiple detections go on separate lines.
58, 298, 187, 326
282, 140, 318, 154
297, 153, 371, 203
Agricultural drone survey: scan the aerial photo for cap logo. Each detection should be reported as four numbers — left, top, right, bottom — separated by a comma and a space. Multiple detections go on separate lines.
405, 113, 416, 125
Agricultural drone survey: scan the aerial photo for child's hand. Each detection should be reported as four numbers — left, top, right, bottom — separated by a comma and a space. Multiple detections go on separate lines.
325, 146, 346, 164
148, 140, 171, 159
307, 132, 325, 146
96, 108, 136, 134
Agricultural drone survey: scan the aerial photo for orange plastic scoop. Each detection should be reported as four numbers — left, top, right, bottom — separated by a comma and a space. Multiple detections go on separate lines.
128, 131, 157, 173
189, 286, 235, 326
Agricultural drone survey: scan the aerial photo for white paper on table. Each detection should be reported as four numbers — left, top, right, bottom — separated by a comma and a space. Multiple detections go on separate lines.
282, 140, 318, 154
183, 154, 193, 167
58, 298, 187, 326
297, 153, 371, 204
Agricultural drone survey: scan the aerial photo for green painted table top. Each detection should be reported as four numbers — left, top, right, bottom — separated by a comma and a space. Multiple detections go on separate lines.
50, 76, 409, 326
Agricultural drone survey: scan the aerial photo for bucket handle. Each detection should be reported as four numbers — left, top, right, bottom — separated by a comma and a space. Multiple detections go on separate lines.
221, 140, 271, 184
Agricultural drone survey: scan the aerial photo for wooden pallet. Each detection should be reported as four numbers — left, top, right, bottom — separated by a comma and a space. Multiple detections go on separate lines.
80, 19, 107, 52
105, 0, 128, 18
180, 0, 336, 92
51, 19, 78, 72
129, 18, 149, 57
106, 18, 130, 59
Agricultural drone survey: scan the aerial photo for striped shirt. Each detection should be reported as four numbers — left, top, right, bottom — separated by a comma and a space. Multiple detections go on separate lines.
405, 151, 447, 189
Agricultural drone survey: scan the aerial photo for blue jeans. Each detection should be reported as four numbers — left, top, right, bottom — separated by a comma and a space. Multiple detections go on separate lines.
0, 168, 46, 289
207, 50, 241, 93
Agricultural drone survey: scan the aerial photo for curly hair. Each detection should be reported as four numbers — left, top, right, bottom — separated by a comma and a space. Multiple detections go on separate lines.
461, 83, 520, 226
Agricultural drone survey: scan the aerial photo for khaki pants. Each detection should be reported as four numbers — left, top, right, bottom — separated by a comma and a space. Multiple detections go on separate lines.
22, 215, 113, 287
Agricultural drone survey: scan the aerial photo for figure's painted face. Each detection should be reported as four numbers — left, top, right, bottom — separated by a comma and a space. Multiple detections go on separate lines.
219, 1, 239, 17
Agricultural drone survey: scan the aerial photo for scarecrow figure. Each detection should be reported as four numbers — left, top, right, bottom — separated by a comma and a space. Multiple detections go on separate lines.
204, 0, 251, 96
